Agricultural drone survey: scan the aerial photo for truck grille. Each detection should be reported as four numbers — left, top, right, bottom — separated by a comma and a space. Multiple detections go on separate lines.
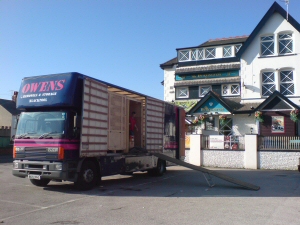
16, 147, 51, 159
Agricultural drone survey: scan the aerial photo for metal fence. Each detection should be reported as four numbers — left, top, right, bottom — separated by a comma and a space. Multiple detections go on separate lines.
258, 136, 300, 150
201, 135, 245, 150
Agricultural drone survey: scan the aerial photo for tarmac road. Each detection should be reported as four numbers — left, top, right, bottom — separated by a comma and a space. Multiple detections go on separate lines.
0, 157, 299, 225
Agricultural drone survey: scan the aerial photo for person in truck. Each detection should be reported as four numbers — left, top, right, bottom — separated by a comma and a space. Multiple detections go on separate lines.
129, 111, 138, 136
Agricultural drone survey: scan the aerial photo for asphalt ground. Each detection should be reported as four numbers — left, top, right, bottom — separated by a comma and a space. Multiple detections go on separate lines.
0, 156, 299, 225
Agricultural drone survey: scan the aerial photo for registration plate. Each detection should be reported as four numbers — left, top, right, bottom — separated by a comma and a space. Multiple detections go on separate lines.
28, 174, 41, 180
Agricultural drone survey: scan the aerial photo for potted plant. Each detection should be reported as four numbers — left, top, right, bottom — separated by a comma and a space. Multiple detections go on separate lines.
219, 115, 227, 126
290, 109, 299, 122
255, 111, 264, 122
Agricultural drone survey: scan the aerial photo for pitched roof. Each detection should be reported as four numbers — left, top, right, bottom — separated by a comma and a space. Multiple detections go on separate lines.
255, 91, 299, 111
187, 91, 259, 114
194, 35, 248, 48
159, 57, 177, 69
0, 99, 21, 115
237, 1, 300, 57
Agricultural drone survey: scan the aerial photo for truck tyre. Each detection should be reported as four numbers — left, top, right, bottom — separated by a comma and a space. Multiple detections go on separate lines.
75, 161, 97, 191
30, 178, 51, 187
148, 159, 166, 176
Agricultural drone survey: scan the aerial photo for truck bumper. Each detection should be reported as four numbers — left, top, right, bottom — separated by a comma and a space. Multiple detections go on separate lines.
12, 160, 77, 182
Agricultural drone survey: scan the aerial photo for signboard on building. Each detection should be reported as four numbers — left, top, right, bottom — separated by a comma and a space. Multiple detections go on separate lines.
209, 135, 224, 149
175, 70, 239, 81
271, 116, 284, 133
194, 97, 230, 114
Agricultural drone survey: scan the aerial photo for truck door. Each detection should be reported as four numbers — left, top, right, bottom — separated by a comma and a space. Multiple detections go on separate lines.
108, 92, 127, 151
146, 97, 164, 153
178, 107, 186, 159
80, 78, 109, 157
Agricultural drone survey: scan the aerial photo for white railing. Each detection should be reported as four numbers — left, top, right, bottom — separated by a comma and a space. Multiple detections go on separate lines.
258, 136, 300, 150
202, 135, 245, 150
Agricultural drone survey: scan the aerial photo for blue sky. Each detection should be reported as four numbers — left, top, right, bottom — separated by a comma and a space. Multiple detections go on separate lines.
1, 0, 300, 100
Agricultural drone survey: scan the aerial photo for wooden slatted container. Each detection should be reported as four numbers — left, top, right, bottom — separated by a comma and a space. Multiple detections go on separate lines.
80, 78, 109, 157
108, 92, 127, 152
146, 97, 164, 153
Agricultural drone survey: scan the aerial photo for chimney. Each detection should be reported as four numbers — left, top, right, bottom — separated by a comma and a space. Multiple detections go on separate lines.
12, 91, 18, 102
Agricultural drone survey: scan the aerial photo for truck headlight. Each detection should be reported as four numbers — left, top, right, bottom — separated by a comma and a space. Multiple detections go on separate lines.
55, 164, 62, 170
47, 147, 59, 153
15, 147, 25, 152
13, 162, 19, 169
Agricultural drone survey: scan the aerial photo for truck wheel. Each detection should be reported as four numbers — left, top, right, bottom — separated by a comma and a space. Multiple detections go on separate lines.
148, 159, 166, 176
30, 178, 51, 187
75, 161, 97, 191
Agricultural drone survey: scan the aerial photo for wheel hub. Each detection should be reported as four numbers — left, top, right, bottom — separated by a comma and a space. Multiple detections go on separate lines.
83, 169, 94, 183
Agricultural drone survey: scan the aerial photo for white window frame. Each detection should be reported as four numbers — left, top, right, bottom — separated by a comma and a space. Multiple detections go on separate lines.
235, 44, 242, 54
260, 35, 274, 56
261, 71, 276, 97
221, 84, 240, 96
178, 50, 190, 62
261, 69, 295, 97
279, 70, 294, 96
199, 86, 211, 97
176, 87, 189, 98
223, 46, 232, 58
205, 48, 216, 59
278, 32, 293, 55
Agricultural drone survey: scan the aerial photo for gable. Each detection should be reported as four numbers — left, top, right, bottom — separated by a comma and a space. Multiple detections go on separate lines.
261, 96, 293, 110
237, 2, 300, 58
189, 96, 230, 114
256, 91, 299, 111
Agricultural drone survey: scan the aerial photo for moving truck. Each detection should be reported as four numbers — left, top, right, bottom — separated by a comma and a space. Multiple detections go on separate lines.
12, 72, 185, 190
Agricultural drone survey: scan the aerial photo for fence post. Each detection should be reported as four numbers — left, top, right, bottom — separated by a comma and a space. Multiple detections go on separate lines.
189, 134, 201, 166
244, 134, 258, 169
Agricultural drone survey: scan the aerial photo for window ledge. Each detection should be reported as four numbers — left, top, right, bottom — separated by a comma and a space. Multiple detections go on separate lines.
258, 53, 297, 58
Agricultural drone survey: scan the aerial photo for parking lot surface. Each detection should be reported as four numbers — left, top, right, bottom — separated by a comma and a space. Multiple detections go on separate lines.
0, 158, 299, 225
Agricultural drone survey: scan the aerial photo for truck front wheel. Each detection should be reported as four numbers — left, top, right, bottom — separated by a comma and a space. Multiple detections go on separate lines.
30, 178, 51, 187
75, 161, 97, 191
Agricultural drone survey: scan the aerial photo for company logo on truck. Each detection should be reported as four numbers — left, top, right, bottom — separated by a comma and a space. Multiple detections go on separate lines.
20, 80, 66, 103
17, 73, 81, 109
22, 80, 66, 94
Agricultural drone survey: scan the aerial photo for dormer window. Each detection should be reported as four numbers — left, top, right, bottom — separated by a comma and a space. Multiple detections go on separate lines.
223, 46, 232, 57
235, 44, 242, 54
178, 50, 189, 61
278, 33, 293, 54
205, 48, 216, 59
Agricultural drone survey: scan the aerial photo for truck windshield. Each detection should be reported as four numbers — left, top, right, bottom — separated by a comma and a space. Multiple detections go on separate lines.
16, 112, 67, 139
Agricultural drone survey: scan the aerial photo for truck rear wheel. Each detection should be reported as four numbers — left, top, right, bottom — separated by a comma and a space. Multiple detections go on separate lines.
75, 161, 97, 191
30, 178, 51, 187
148, 159, 166, 176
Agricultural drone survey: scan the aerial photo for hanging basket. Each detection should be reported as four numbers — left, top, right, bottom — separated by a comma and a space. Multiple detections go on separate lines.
192, 115, 206, 125
290, 109, 299, 122
255, 111, 264, 123
219, 115, 227, 126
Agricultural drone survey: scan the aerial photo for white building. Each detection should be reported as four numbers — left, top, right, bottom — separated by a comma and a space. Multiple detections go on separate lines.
160, 2, 300, 137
